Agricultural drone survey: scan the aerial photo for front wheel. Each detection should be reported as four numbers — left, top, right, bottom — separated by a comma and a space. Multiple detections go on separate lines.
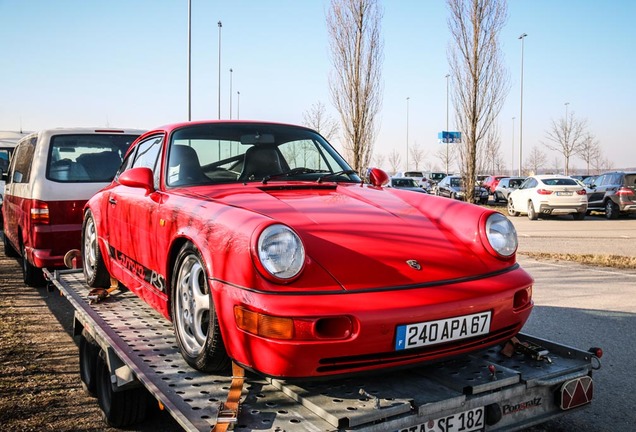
171, 242, 230, 373
82, 211, 110, 288
507, 199, 519, 217
527, 201, 538, 220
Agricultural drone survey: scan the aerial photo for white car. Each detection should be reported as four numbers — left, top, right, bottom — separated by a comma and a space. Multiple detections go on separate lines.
507, 175, 587, 220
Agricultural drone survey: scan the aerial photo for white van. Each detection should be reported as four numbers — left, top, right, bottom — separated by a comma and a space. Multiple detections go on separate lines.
2, 127, 144, 286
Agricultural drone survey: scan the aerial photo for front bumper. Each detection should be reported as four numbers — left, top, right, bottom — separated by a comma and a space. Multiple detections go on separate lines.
211, 266, 534, 378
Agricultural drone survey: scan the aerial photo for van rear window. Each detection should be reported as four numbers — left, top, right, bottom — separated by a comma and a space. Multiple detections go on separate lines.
47, 134, 138, 182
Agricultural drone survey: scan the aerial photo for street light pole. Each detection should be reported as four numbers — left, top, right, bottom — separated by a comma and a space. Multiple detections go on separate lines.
511, 117, 516, 177
237, 91, 240, 120
229, 68, 233, 120
406, 97, 410, 171
187, 0, 191, 121
445, 73, 450, 175
518, 33, 527, 177
565, 101, 570, 119
217, 21, 222, 119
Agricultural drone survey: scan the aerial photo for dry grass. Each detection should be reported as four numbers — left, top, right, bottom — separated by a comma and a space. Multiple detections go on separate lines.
520, 252, 636, 270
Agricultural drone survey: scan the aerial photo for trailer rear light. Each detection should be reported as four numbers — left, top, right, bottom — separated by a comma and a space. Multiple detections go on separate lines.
234, 307, 294, 339
30, 201, 50, 224
537, 189, 553, 195
616, 187, 634, 196
559, 376, 593, 410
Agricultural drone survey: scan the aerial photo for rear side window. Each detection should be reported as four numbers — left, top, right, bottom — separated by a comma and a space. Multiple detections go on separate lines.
47, 134, 138, 182
9, 136, 37, 184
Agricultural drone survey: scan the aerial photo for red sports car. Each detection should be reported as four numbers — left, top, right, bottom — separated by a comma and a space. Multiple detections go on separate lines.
82, 121, 533, 378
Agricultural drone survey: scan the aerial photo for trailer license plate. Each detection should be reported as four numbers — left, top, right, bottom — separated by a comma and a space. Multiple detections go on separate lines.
396, 406, 485, 432
395, 312, 491, 350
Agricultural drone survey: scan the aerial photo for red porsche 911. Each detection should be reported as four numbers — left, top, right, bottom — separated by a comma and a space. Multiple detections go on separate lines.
82, 121, 533, 378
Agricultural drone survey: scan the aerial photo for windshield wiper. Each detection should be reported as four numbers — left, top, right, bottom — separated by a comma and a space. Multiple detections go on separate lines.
262, 167, 327, 184
317, 169, 358, 183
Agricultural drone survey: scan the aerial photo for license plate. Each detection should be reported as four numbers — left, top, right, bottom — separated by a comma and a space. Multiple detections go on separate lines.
556, 191, 572, 196
396, 406, 485, 432
395, 312, 491, 351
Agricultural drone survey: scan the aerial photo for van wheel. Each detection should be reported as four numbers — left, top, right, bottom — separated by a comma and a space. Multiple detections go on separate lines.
82, 211, 110, 288
95, 350, 149, 427
79, 330, 100, 397
171, 242, 230, 373
3, 233, 19, 258
21, 241, 45, 287
605, 200, 619, 219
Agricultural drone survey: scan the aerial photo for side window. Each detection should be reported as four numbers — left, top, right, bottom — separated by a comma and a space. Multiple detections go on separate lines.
130, 136, 163, 188
9, 136, 37, 184
597, 175, 609, 186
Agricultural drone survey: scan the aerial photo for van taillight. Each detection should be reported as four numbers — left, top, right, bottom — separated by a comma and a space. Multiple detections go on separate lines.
30, 201, 50, 224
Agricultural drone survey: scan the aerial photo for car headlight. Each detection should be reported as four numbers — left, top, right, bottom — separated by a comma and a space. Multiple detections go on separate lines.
484, 212, 517, 257
257, 224, 305, 280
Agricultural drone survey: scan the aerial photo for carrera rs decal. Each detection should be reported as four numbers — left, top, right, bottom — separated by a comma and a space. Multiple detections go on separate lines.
108, 245, 166, 292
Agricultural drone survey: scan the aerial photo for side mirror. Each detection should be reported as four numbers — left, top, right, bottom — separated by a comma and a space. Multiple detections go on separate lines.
368, 167, 389, 187
118, 167, 155, 194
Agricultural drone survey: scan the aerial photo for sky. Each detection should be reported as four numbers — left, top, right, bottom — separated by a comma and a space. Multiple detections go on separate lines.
1, 0, 635, 173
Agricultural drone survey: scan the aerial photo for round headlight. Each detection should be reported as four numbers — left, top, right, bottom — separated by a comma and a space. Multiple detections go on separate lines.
257, 224, 305, 280
485, 213, 517, 257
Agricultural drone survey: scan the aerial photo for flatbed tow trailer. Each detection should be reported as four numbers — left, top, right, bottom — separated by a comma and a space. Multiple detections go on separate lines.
45, 268, 601, 432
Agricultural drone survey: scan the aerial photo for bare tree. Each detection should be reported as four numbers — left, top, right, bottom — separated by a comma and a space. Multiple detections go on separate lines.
435, 144, 457, 174
447, 0, 509, 201
480, 126, 504, 174
577, 133, 601, 176
409, 144, 426, 171
303, 101, 339, 141
388, 149, 401, 173
373, 152, 386, 171
543, 111, 587, 176
327, 0, 384, 173
525, 145, 547, 175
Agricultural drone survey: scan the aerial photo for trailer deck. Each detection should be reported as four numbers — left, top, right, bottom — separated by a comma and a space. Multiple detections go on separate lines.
45, 268, 600, 432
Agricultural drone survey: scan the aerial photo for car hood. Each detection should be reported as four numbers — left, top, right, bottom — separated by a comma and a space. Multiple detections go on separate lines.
193, 183, 511, 291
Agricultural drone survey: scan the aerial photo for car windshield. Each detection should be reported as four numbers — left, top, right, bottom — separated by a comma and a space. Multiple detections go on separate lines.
168, 123, 360, 186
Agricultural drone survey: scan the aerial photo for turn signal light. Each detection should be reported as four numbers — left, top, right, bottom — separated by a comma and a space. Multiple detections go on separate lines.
234, 307, 294, 339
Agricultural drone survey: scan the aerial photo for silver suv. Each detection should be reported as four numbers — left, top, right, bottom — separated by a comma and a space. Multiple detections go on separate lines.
586, 171, 636, 219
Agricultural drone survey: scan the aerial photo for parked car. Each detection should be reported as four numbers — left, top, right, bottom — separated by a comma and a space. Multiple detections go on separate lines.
507, 175, 587, 220
82, 120, 533, 379
435, 175, 489, 204
493, 177, 525, 203
482, 175, 508, 195
394, 171, 431, 190
2, 127, 144, 286
388, 177, 427, 193
586, 171, 636, 219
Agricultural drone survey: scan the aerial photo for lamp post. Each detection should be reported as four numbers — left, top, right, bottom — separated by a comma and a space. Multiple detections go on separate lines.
187, 0, 192, 121
518, 33, 527, 177
229, 68, 233, 120
217, 21, 222, 119
565, 101, 570, 119
445, 73, 450, 175
237, 91, 240, 120
511, 117, 516, 177
406, 97, 410, 171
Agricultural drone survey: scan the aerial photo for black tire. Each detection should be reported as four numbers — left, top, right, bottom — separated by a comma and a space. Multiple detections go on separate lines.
527, 201, 538, 220
21, 240, 45, 287
171, 242, 230, 373
79, 330, 100, 397
605, 200, 619, 220
82, 210, 111, 288
3, 232, 19, 257
573, 211, 586, 220
95, 350, 149, 427
507, 199, 519, 217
